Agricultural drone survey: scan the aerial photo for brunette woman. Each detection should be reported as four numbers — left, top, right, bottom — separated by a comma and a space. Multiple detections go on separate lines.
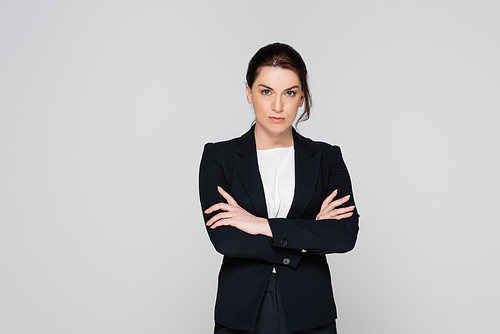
199, 42, 359, 334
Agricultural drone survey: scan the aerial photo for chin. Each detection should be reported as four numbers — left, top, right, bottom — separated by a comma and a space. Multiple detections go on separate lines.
269, 123, 293, 133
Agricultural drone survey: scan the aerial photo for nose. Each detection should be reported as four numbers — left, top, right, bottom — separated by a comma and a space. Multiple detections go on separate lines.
272, 95, 284, 113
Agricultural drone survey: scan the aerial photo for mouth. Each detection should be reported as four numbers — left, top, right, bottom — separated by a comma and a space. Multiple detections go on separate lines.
269, 116, 285, 123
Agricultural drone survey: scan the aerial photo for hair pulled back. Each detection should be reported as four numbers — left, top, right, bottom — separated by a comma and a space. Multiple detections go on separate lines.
246, 42, 312, 126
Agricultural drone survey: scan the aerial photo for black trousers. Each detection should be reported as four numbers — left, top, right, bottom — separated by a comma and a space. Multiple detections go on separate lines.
214, 274, 337, 334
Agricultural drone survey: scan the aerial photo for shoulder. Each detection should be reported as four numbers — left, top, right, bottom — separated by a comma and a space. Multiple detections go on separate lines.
201, 131, 247, 166
204, 135, 240, 149
297, 133, 343, 160
203, 136, 240, 156
203, 126, 254, 157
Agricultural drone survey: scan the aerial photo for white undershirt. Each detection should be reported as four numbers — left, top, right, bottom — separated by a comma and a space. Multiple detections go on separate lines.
256, 146, 295, 219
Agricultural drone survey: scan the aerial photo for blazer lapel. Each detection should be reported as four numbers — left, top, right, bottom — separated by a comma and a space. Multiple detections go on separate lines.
232, 126, 321, 220
232, 126, 269, 219
287, 128, 322, 219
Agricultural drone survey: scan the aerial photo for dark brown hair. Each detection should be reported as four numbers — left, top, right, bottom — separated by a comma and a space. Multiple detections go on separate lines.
246, 42, 312, 126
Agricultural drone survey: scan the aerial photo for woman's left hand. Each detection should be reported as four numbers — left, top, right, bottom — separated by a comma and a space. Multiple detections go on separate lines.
316, 189, 355, 220
205, 186, 272, 237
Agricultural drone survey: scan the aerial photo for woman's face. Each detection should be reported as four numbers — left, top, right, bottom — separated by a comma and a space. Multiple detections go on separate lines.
246, 66, 304, 138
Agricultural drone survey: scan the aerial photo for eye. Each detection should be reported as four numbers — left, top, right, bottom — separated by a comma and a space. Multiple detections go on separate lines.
262, 89, 271, 95
285, 91, 296, 97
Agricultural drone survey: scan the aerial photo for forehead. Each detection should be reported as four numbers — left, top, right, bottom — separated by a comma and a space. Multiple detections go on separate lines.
254, 66, 301, 88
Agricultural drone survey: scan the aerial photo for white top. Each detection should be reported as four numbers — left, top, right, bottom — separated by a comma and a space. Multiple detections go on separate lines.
256, 146, 295, 219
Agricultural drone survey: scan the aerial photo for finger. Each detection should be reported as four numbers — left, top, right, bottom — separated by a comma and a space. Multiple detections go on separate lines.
316, 205, 332, 219
317, 210, 354, 221
217, 186, 238, 206
206, 212, 232, 227
323, 199, 349, 214
332, 212, 354, 220
326, 206, 355, 219
320, 189, 338, 212
326, 195, 351, 211
205, 202, 232, 214
317, 191, 340, 218
332, 205, 355, 216
317, 205, 355, 220
210, 217, 235, 229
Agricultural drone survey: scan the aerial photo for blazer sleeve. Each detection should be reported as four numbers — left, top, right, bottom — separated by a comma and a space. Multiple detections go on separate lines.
268, 146, 360, 254
199, 143, 302, 268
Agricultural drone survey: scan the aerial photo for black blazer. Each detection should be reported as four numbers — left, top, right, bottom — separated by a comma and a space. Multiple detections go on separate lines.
199, 125, 359, 332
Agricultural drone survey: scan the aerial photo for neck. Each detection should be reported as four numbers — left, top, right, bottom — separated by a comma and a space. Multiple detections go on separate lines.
254, 124, 294, 150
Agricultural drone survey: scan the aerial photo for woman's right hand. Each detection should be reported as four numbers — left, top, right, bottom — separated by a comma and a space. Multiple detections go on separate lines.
316, 189, 355, 220
204, 186, 272, 237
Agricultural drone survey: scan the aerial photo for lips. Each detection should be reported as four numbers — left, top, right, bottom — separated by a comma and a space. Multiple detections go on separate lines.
269, 116, 285, 123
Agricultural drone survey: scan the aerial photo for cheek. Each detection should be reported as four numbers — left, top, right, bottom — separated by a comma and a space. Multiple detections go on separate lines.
253, 99, 267, 113
286, 99, 300, 111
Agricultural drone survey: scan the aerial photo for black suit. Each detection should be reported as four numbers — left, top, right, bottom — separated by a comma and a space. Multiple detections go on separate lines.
199, 126, 359, 332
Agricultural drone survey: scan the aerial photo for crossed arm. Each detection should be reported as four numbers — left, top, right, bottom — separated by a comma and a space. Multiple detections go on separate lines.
205, 186, 355, 237
199, 142, 358, 261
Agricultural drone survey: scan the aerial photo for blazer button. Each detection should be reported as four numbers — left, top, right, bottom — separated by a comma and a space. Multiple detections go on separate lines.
283, 258, 290, 265
281, 238, 288, 247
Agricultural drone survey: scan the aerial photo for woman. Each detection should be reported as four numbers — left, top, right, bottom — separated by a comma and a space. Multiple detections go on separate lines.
199, 42, 359, 334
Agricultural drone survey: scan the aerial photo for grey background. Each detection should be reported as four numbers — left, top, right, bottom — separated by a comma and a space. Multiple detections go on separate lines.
1, 1, 499, 333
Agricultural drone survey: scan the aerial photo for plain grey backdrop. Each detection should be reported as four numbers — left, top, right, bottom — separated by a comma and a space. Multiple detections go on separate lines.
1, 1, 499, 333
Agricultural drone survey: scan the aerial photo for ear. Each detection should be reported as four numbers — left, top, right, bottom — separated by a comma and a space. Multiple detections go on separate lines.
245, 82, 253, 104
299, 91, 305, 107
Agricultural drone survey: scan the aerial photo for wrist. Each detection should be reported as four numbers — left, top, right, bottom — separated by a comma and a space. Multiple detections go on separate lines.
259, 218, 272, 237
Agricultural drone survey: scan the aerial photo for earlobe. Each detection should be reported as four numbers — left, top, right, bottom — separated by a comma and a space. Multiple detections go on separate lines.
245, 82, 253, 104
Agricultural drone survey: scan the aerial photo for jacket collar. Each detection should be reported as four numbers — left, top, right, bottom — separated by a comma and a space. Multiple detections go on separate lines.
233, 125, 321, 219
236, 125, 316, 157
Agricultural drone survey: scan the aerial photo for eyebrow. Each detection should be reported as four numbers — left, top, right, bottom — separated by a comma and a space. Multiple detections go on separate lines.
258, 84, 300, 91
